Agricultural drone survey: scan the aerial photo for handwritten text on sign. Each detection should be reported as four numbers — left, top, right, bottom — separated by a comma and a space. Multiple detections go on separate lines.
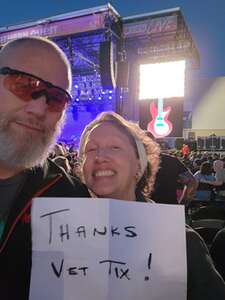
29, 198, 186, 300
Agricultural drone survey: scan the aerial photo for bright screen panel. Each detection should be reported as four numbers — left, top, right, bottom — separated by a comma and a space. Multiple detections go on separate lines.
139, 60, 186, 100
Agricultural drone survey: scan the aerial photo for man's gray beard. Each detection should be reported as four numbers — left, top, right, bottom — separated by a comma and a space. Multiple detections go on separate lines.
0, 112, 65, 170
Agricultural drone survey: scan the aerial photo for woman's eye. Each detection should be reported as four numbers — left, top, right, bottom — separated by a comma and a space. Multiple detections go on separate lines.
111, 145, 120, 150
85, 148, 96, 153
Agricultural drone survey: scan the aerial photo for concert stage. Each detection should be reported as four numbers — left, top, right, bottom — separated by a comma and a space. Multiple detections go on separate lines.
0, 4, 199, 145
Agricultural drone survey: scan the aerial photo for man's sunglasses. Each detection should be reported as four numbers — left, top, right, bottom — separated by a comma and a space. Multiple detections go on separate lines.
0, 67, 72, 112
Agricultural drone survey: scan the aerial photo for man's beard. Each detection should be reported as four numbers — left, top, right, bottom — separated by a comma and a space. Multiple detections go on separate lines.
0, 111, 65, 170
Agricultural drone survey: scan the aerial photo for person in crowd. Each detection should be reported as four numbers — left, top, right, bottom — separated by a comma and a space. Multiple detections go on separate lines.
144, 133, 197, 205
72, 161, 82, 178
191, 158, 202, 174
201, 160, 225, 198
181, 143, 191, 157
79, 111, 160, 201
194, 161, 216, 201
52, 155, 72, 173
151, 152, 197, 204
78, 111, 225, 300
0, 37, 90, 299
212, 160, 225, 196
53, 142, 68, 157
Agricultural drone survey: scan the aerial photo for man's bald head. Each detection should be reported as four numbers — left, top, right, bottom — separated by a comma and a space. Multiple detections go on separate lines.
0, 37, 73, 174
0, 36, 72, 91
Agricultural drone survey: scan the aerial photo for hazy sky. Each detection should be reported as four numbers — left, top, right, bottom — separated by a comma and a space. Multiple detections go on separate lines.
0, 0, 225, 77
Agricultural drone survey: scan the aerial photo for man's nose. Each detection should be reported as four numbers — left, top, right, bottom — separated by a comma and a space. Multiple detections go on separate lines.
24, 96, 48, 118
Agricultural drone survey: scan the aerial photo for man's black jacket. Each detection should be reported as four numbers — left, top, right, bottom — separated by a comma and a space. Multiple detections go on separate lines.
0, 159, 90, 299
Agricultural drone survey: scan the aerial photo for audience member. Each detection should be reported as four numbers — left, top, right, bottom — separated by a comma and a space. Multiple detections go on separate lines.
72, 161, 82, 178
79, 111, 225, 300
0, 37, 90, 299
194, 161, 215, 201
151, 153, 197, 204
181, 143, 191, 157
52, 155, 71, 173
202, 160, 225, 197
79, 111, 160, 201
190, 158, 202, 174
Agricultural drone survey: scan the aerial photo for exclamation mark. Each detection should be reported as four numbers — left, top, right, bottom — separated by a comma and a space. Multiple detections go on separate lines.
144, 253, 152, 281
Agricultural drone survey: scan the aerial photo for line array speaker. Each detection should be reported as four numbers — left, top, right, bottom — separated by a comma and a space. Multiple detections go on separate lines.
99, 40, 117, 89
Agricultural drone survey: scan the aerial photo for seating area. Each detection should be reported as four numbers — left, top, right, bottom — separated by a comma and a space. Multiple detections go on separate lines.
186, 200, 225, 248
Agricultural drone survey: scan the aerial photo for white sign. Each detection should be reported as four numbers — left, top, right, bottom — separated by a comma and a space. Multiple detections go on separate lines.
29, 197, 187, 300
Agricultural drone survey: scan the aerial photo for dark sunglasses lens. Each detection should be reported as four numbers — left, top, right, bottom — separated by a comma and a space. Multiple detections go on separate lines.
4, 73, 71, 112
3, 74, 36, 101
46, 88, 70, 112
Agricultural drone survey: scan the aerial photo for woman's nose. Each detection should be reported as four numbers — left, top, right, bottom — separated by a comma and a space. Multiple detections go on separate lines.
95, 148, 109, 161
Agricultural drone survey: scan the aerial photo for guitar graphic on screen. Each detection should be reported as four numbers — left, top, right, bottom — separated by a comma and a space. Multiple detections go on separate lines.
147, 98, 173, 138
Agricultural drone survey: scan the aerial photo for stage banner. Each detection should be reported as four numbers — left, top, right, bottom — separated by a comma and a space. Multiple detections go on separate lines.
123, 15, 177, 38
29, 197, 186, 300
0, 13, 106, 45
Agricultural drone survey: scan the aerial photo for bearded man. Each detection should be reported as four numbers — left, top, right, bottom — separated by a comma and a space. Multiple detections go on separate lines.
0, 37, 90, 299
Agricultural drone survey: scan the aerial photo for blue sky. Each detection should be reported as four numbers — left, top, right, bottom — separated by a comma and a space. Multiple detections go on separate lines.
1, 0, 225, 77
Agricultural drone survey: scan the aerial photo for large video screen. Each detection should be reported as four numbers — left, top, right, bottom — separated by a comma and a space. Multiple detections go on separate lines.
139, 60, 186, 100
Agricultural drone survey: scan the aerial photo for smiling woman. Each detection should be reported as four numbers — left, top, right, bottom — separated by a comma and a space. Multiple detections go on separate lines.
78, 111, 225, 300
79, 111, 160, 201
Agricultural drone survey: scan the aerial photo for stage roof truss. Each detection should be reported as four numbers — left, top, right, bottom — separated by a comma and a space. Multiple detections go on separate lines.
122, 8, 199, 68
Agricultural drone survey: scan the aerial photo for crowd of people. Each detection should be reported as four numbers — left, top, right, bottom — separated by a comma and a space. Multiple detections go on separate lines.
50, 141, 225, 204
0, 36, 225, 300
166, 148, 225, 202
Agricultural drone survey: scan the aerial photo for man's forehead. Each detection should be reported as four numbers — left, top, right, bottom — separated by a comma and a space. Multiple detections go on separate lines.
1, 44, 60, 65
0, 44, 70, 89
